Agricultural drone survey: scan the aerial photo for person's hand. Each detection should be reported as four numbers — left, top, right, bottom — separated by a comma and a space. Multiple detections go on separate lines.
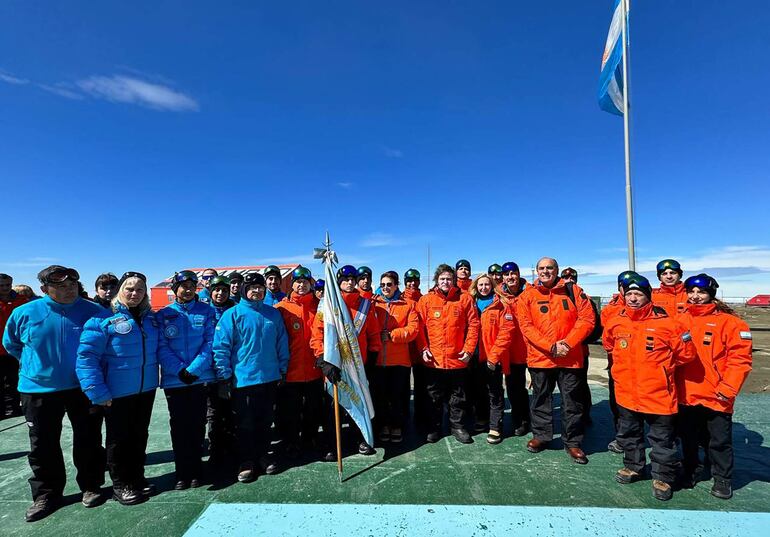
554, 341, 571, 358
422, 349, 434, 364
380, 330, 391, 342
487, 360, 499, 371
178, 368, 199, 385
278, 373, 287, 387
99, 400, 112, 407
458, 351, 471, 363
217, 379, 232, 400
320, 362, 341, 384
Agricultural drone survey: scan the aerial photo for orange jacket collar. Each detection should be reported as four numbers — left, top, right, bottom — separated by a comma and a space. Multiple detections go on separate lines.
658, 282, 685, 295
686, 302, 717, 316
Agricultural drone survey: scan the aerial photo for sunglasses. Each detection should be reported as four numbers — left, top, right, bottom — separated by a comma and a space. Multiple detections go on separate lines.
46, 268, 80, 284
122, 271, 147, 282
201, 275, 215, 281
380, 282, 395, 288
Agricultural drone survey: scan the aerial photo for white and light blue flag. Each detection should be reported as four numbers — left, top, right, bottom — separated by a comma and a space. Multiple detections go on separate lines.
317, 250, 375, 447
598, 0, 627, 116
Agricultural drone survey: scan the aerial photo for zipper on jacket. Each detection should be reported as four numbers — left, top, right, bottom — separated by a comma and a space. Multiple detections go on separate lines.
139, 319, 147, 393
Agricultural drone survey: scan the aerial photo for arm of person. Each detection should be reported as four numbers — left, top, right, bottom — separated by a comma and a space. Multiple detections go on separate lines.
2, 310, 24, 360
310, 308, 325, 358
389, 304, 420, 343
186, 308, 216, 378
365, 304, 383, 354
461, 296, 480, 355
515, 295, 554, 354
488, 307, 516, 366
563, 287, 596, 349
671, 321, 697, 368
274, 310, 290, 376
76, 318, 113, 405
212, 311, 235, 380
717, 318, 753, 400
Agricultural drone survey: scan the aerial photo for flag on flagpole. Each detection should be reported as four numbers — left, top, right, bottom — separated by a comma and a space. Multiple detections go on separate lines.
315, 243, 375, 447
598, 0, 627, 116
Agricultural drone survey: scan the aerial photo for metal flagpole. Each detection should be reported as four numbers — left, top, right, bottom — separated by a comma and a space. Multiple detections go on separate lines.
621, 0, 636, 271
333, 384, 343, 483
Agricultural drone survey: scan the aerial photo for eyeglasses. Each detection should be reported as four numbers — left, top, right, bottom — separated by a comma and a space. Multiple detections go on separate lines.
380, 282, 395, 288
46, 268, 80, 284
121, 271, 147, 282
201, 275, 215, 281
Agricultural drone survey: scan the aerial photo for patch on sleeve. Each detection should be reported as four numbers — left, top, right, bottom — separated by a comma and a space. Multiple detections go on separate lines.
740, 331, 752, 340
504, 314, 514, 321
681, 331, 692, 342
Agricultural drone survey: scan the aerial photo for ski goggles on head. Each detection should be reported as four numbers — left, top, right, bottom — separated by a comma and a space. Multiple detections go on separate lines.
656, 259, 681, 274
43, 267, 80, 284
501, 262, 519, 274
621, 274, 652, 293
292, 267, 312, 282
455, 259, 471, 270
404, 268, 421, 281
357, 266, 372, 278
617, 271, 638, 285
488, 264, 503, 275
685, 273, 719, 296
121, 271, 147, 283
209, 276, 231, 289
337, 265, 357, 280
173, 271, 198, 284
314, 279, 325, 290
561, 268, 578, 280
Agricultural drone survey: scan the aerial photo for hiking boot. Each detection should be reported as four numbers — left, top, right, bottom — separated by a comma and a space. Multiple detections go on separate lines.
174, 480, 190, 491
607, 439, 623, 454
426, 431, 441, 443
190, 478, 201, 489
487, 430, 502, 445
379, 426, 391, 443
566, 447, 589, 465
139, 480, 156, 497
711, 479, 732, 500
112, 486, 145, 506
358, 442, 376, 455
259, 456, 279, 475
513, 422, 531, 437
322, 451, 337, 462
25, 497, 61, 522
81, 490, 104, 508
238, 462, 256, 483
652, 480, 673, 501
527, 438, 547, 453
451, 428, 473, 444
615, 467, 641, 484
390, 428, 403, 443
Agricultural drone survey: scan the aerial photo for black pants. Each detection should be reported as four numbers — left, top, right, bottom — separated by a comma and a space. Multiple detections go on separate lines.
165, 384, 207, 480
425, 367, 468, 433
487, 366, 505, 433
616, 405, 679, 483
607, 358, 620, 431
529, 368, 584, 447
105, 390, 155, 489
505, 364, 530, 429
276, 379, 324, 447
679, 404, 733, 482
233, 382, 277, 465
412, 362, 430, 429
21, 389, 105, 500
206, 384, 236, 459
1, 354, 20, 415
468, 355, 490, 426
578, 353, 592, 422
372, 366, 411, 430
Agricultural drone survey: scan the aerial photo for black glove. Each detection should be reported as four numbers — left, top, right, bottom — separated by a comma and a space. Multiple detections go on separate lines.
367, 352, 378, 366
217, 379, 232, 400
487, 360, 501, 372
178, 368, 199, 385
315, 356, 341, 384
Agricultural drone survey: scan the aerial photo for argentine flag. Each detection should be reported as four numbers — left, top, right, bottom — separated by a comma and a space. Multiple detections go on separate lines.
317, 253, 375, 447
598, 0, 627, 116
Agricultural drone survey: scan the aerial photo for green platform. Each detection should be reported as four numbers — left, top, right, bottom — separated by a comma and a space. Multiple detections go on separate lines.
1, 387, 768, 536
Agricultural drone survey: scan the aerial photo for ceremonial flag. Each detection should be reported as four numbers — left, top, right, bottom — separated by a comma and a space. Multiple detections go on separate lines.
315, 243, 375, 447
598, 0, 627, 116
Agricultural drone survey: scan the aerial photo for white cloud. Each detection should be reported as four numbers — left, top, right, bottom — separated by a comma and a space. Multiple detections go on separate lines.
0, 70, 29, 85
381, 145, 404, 158
336, 182, 354, 189
360, 233, 398, 248
37, 83, 84, 100
76, 75, 199, 111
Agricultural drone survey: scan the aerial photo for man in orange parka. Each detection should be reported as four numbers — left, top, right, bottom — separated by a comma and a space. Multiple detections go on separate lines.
652, 259, 688, 317
274, 267, 323, 459
455, 259, 472, 293
0, 273, 29, 418
371, 270, 419, 443
310, 264, 382, 456
402, 268, 428, 430
516, 257, 594, 464
415, 263, 479, 444
603, 274, 696, 501
497, 262, 531, 436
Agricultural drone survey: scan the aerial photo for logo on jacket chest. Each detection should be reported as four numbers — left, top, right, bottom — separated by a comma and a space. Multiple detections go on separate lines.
114, 321, 132, 335
293, 321, 301, 331
619, 339, 628, 349
164, 325, 179, 338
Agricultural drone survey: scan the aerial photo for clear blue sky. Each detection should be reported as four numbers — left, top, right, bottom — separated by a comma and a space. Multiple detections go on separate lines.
2, 1, 768, 298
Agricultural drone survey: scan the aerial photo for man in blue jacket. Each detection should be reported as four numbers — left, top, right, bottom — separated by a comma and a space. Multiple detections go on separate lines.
2, 265, 106, 522
263, 265, 286, 306
213, 272, 289, 482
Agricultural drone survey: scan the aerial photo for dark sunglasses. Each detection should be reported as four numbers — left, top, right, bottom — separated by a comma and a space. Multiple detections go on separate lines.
380, 282, 395, 288
46, 268, 80, 284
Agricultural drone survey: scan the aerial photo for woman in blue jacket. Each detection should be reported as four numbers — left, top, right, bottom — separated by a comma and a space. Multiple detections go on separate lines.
76, 272, 159, 506
157, 270, 216, 490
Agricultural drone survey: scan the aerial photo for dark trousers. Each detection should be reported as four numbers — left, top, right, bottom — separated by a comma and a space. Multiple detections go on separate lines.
1, 354, 20, 415
468, 356, 490, 426
276, 379, 323, 447
529, 368, 584, 447
105, 390, 155, 489
372, 365, 411, 430
487, 366, 505, 433
505, 364, 530, 429
21, 389, 105, 500
412, 362, 430, 429
578, 353, 592, 421
425, 367, 468, 432
233, 382, 277, 465
607, 359, 620, 431
679, 404, 733, 482
165, 384, 207, 480
617, 405, 679, 483
206, 384, 236, 459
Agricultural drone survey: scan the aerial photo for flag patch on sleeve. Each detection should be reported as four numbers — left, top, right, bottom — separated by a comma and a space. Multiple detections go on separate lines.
740, 331, 752, 340
681, 332, 692, 342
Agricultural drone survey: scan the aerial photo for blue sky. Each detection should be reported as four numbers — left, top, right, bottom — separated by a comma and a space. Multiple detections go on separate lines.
2, 1, 769, 299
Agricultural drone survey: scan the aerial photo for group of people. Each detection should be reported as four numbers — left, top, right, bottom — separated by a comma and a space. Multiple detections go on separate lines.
0, 256, 754, 522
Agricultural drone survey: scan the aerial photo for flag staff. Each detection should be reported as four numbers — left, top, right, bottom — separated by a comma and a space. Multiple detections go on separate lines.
621, 0, 636, 270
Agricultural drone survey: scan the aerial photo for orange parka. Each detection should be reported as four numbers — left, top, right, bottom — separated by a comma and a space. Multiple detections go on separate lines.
401, 288, 423, 364
310, 290, 382, 362
477, 295, 517, 374
275, 292, 321, 383
415, 286, 480, 369
515, 279, 595, 369
603, 302, 696, 415
497, 282, 529, 367
1, 291, 29, 355
676, 303, 753, 414
372, 293, 419, 367
600, 293, 625, 327
457, 278, 472, 293
652, 282, 688, 317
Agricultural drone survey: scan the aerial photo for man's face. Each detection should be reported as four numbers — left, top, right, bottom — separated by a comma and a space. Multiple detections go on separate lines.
230, 281, 242, 297
357, 275, 371, 291
202, 270, 217, 288
339, 276, 356, 293
437, 272, 453, 292
659, 269, 681, 286
121, 280, 147, 307
502, 271, 520, 290
314, 289, 324, 300
380, 277, 397, 299
43, 279, 79, 304
405, 279, 420, 290
624, 290, 649, 309
536, 259, 558, 287
96, 282, 117, 300
687, 288, 711, 305
246, 284, 266, 301
562, 273, 577, 284
490, 273, 503, 285
211, 286, 230, 306
456, 266, 470, 279
176, 281, 197, 303
266, 275, 281, 292
293, 279, 311, 296
0, 278, 12, 299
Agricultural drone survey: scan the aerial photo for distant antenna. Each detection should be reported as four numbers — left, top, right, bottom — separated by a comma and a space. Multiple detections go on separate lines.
427, 244, 431, 292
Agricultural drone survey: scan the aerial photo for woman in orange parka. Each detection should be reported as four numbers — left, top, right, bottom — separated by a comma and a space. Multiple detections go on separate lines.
603, 274, 696, 501
371, 271, 419, 443
676, 274, 753, 500
274, 267, 322, 459
469, 274, 515, 444
415, 264, 480, 444
652, 259, 688, 317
